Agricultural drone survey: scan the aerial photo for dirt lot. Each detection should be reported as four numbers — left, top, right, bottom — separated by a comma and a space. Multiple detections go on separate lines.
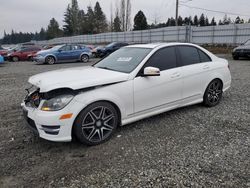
0, 57, 249, 188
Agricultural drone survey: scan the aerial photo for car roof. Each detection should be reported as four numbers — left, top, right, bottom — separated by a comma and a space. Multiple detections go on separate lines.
126, 42, 199, 49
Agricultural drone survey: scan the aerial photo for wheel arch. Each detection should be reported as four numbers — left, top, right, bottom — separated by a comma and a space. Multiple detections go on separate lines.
71, 99, 122, 140
45, 54, 57, 62
203, 77, 224, 98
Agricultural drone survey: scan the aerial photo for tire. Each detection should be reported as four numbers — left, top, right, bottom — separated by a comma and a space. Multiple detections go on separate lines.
73, 101, 119, 146
12, 56, 19, 62
233, 55, 239, 60
81, 54, 89, 63
46, 56, 56, 65
28, 56, 33, 61
203, 79, 223, 107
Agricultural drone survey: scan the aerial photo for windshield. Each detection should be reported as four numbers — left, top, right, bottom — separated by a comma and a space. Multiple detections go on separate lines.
106, 42, 116, 48
244, 40, 250, 45
51, 45, 64, 50
94, 47, 152, 73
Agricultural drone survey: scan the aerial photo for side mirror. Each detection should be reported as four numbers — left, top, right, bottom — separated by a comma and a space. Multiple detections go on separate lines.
143, 67, 160, 76
58, 49, 62, 52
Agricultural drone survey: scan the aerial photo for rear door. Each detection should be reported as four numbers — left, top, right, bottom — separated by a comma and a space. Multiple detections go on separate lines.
133, 46, 183, 113
177, 45, 212, 103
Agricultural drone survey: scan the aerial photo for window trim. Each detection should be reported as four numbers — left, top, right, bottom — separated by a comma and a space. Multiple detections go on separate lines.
176, 45, 212, 67
136, 46, 179, 77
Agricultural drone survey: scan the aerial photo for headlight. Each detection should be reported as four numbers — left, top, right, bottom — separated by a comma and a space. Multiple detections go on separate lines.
36, 54, 43, 58
41, 94, 74, 111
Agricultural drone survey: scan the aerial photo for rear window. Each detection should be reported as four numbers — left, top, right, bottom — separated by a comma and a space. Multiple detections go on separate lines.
178, 46, 200, 66
198, 49, 211, 62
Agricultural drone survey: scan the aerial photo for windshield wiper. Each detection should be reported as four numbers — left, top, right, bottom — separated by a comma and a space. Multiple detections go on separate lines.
97, 66, 115, 71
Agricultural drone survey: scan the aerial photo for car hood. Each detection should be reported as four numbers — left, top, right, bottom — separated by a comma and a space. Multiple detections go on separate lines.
37, 49, 55, 55
28, 66, 129, 92
234, 45, 250, 50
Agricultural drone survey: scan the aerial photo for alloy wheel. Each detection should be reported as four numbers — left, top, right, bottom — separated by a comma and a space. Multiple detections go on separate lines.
81, 55, 89, 63
81, 106, 115, 143
204, 79, 223, 106
46, 56, 55, 64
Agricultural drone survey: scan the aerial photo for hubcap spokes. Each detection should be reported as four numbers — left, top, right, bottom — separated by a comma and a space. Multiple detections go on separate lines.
208, 81, 222, 104
82, 106, 115, 142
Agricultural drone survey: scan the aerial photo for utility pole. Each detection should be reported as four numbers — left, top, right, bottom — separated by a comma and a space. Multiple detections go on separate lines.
175, 0, 179, 26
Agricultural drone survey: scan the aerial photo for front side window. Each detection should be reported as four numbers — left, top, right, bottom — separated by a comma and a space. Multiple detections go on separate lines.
60, 45, 72, 51
94, 47, 152, 73
178, 46, 200, 66
144, 47, 177, 71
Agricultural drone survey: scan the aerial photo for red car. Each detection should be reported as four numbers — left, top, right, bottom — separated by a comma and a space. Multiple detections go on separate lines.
8, 46, 41, 62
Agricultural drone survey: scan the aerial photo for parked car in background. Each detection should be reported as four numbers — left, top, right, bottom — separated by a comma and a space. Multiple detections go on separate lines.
232, 39, 250, 60
92, 46, 104, 58
0, 55, 4, 64
0, 47, 8, 60
33, 44, 91, 64
8, 46, 41, 62
22, 43, 231, 145
96, 42, 128, 57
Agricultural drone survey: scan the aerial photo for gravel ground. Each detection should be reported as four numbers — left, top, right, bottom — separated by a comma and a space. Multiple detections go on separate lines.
0, 57, 249, 188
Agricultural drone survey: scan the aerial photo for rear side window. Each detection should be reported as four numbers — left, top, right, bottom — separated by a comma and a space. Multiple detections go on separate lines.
145, 47, 177, 71
198, 49, 211, 62
178, 46, 200, 66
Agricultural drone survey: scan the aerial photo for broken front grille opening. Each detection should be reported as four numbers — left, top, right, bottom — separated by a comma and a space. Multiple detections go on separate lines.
25, 89, 41, 108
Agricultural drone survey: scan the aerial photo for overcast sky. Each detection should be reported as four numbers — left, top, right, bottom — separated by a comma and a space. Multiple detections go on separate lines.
1, 0, 250, 38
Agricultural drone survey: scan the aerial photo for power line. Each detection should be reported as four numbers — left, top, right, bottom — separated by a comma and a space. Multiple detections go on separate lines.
179, 4, 250, 18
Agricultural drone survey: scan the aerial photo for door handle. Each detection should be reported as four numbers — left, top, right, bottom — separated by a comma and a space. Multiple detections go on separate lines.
203, 65, 210, 70
171, 72, 181, 78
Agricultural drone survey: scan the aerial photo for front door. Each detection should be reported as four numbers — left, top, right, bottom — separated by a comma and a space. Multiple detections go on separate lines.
133, 46, 183, 113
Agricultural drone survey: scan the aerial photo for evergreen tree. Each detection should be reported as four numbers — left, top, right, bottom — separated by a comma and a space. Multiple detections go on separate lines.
39, 28, 47, 40
85, 6, 95, 34
63, 0, 80, 36
193, 15, 199, 26
205, 17, 209, 26
46, 18, 62, 39
199, 14, 205, 26
113, 12, 122, 32
94, 2, 108, 33
170, 17, 176, 26
177, 16, 183, 26
133, 10, 148, 30
211, 17, 217, 26
78, 10, 88, 34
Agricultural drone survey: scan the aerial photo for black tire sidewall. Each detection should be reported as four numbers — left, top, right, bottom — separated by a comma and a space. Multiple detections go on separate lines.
203, 79, 223, 107
81, 55, 89, 63
13, 56, 19, 62
46, 56, 55, 65
73, 101, 118, 146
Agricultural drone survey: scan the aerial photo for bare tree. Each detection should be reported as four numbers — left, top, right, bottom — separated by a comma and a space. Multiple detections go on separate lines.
120, 0, 126, 31
125, 0, 131, 31
110, 2, 114, 32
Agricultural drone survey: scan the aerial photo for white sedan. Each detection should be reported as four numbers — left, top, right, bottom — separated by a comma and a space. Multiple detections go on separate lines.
22, 43, 231, 145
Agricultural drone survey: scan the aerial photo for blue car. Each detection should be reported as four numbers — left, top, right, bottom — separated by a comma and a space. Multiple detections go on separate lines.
34, 44, 92, 65
0, 55, 4, 64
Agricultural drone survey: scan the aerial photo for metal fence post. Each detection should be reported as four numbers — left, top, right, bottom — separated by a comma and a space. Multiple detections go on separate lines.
233, 24, 238, 46
162, 28, 165, 42
141, 30, 143, 43
212, 26, 215, 45
149, 29, 151, 43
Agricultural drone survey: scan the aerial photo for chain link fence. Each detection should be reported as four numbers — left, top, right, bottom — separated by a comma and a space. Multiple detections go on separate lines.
34, 23, 250, 46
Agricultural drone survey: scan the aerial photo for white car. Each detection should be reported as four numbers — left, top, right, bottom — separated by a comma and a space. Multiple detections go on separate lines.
22, 43, 231, 145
